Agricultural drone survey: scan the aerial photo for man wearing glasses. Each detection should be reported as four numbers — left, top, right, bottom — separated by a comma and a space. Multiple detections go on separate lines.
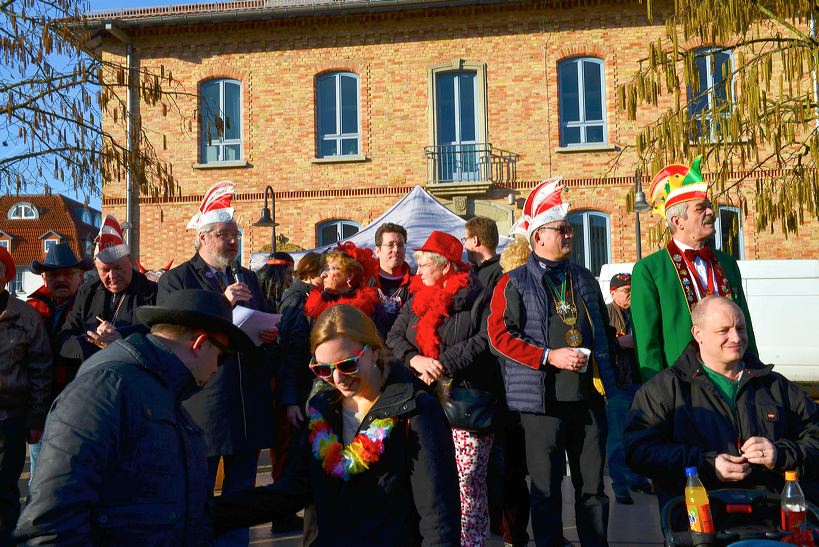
16, 289, 254, 545
159, 182, 278, 546
488, 179, 617, 547
374, 223, 411, 330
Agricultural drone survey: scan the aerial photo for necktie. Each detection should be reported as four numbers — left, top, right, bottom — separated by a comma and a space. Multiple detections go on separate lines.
215, 270, 227, 291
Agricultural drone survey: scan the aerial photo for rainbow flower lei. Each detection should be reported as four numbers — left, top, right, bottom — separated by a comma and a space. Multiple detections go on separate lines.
307, 406, 396, 481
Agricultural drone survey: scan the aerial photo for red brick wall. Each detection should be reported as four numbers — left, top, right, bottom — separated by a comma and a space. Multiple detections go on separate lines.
99, 1, 819, 268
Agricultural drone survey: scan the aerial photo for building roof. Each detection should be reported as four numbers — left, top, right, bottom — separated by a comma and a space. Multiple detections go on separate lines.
0, 195, 101, 267
84, 0, 623, 29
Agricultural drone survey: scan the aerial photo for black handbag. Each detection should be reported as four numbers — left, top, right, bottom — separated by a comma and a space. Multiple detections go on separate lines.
438, 383, 497, 433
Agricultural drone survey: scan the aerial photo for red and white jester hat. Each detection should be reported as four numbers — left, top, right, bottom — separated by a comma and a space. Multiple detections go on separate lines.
94, 215, 130, 264
187, 181, 236, 231
521, 177, 569, 241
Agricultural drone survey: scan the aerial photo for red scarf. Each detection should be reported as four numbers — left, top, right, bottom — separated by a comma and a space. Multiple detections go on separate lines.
409, 270, 471, 359
304, 285, 380, 320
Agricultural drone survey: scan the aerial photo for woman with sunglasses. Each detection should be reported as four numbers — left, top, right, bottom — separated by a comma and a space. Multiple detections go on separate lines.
213, 304, 461, 546
386, 230, 502, 547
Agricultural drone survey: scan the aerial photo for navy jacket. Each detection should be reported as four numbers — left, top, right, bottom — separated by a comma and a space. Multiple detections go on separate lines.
487, 253, 616, 412
158, 254, 276, 456
15, 334, 210, 546
213, 363, 461, 546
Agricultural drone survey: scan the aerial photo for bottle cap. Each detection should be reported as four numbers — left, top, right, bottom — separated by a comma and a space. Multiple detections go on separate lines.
685, 466, 698, 477
785, 470, 798, 481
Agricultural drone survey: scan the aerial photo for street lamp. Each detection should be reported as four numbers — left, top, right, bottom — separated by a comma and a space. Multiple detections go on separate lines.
253, 186, 279, 253
633, 169, 652, 260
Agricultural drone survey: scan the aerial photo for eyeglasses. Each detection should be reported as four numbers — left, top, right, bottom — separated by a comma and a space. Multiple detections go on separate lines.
380, 243, 406, 250
460, 235, 474, 244
207, 336, 234, 366
212, 231, 240, 240
309, 344, 369, 378
539, 225, 574, 236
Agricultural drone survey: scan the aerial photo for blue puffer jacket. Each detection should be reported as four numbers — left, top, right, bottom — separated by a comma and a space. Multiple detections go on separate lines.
15, 334, 211, 546
487, 253, 617, 413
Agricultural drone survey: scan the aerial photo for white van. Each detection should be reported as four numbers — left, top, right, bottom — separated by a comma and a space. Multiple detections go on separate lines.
599, 260, 819, 392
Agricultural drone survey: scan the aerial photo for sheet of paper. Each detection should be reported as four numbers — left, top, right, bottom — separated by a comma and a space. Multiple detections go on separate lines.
232, 306, 282, 347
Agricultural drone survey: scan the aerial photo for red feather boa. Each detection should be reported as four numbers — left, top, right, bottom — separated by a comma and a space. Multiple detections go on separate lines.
409, 270, 471, 359
304, 285, 380, 320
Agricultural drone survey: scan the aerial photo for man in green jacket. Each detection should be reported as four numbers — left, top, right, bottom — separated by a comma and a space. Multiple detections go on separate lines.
632, 157, 756, 380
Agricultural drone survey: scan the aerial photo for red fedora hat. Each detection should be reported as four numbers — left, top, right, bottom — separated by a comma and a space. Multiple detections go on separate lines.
414, 231, 469, 270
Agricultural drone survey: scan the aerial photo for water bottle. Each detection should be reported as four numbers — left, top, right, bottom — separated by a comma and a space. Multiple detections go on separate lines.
685, 467, 715, 533
781, 470, 807, 534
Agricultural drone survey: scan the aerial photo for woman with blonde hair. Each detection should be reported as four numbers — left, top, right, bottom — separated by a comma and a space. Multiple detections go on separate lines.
214, 304, 461, 546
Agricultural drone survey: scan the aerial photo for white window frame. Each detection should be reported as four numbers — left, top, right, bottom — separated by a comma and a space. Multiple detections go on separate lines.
0, 240, 8, 250
200, 79, 243, 163
316, 72, 361, 158
44, 239, 58, 254
317, 220, 360, 247
714, 205, 744, 259
558, 57, 607, 146
688, 48, 734, 141
7, 202, 38, 220
568, 210, 612, 277
12, 268, 26, 294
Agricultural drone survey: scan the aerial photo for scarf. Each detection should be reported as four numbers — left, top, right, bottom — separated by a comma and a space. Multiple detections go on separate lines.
304, 285, 380, 320
409, 270, 471, 359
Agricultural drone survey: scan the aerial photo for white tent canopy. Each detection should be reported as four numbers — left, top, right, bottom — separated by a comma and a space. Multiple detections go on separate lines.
250, 186, 513, 270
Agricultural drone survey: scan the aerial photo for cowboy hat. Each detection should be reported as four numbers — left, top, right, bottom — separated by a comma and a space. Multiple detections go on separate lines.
31, 242, 94, 274
136, 289, 254, 352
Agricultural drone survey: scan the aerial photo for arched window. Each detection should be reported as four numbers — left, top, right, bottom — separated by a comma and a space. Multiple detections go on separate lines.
80, 209, 93, 225
7, 202, 38, 220
200, 78, 242, 163
568, 210, 611, 277
316, 72, 360, 157
317, 220, 360, 247
707, 205, 744, 259
558, 57, 607, 146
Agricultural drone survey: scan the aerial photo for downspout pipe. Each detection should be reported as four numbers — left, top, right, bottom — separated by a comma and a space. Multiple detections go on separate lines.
104, 24, 134, 247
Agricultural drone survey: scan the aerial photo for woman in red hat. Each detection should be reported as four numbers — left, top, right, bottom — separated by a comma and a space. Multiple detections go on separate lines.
386, 230, 501, 547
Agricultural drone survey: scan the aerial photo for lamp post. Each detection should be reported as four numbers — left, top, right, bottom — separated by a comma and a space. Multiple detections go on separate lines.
253, 186, 279, 253
633, 169, 652, 260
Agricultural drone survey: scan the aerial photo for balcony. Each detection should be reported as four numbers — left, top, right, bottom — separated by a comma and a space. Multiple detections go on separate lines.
424, 143, 519, 197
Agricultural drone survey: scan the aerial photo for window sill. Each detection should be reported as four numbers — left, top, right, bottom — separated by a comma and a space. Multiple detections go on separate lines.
311, 155, 368, 164
555, 144, 618, 153
191, 161, 251, 169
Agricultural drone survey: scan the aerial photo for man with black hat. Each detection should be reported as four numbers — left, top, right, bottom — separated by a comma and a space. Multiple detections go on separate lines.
16, 289, 253, 545
25, 242, 94, 483
0, 247, 51, 544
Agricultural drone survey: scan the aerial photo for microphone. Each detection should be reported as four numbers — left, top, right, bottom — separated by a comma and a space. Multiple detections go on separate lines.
230, 261, 245, 285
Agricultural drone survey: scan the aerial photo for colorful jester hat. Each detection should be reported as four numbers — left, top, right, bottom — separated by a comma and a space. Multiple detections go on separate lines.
187, 181, 236, 230
94, 215, 130, 263
521, 177, 569, 242
648, 156, 709, 217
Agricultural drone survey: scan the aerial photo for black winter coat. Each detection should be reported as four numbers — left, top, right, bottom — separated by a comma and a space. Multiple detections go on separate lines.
58, 270, 157, 362
213, 363, 461, 546
16, 334, 210, 546
386, 275, 501, 396
158, 254, 276, 455
624, 341, 819, 506
277, 279, 315, 408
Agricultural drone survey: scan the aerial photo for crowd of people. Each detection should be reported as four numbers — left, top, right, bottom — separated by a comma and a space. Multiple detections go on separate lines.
0, 158, 817, 546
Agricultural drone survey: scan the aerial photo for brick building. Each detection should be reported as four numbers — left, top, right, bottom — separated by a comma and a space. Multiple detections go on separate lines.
0, 194, 101, 297
85, 0, 819, 274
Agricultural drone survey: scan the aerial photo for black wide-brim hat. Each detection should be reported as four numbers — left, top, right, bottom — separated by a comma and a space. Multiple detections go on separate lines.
31, 242, 94, 274
136, 289, 254, 353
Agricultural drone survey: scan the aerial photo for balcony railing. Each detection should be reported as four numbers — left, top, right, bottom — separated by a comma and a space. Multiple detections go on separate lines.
424, 143, 519, 185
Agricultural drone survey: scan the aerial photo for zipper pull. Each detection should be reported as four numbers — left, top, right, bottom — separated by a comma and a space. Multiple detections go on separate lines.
737, 436, 743, 456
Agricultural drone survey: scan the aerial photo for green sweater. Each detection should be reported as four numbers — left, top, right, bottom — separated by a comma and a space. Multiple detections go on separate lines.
631, 246, 757, 381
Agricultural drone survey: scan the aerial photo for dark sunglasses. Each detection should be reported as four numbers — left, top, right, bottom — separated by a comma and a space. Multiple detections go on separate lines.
540, 225, 574, 236
207, 336, 234, 366
309, 344, 369, 378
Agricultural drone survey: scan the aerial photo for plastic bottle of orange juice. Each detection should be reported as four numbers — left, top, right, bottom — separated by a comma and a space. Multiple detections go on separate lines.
685, 467, 715, 533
